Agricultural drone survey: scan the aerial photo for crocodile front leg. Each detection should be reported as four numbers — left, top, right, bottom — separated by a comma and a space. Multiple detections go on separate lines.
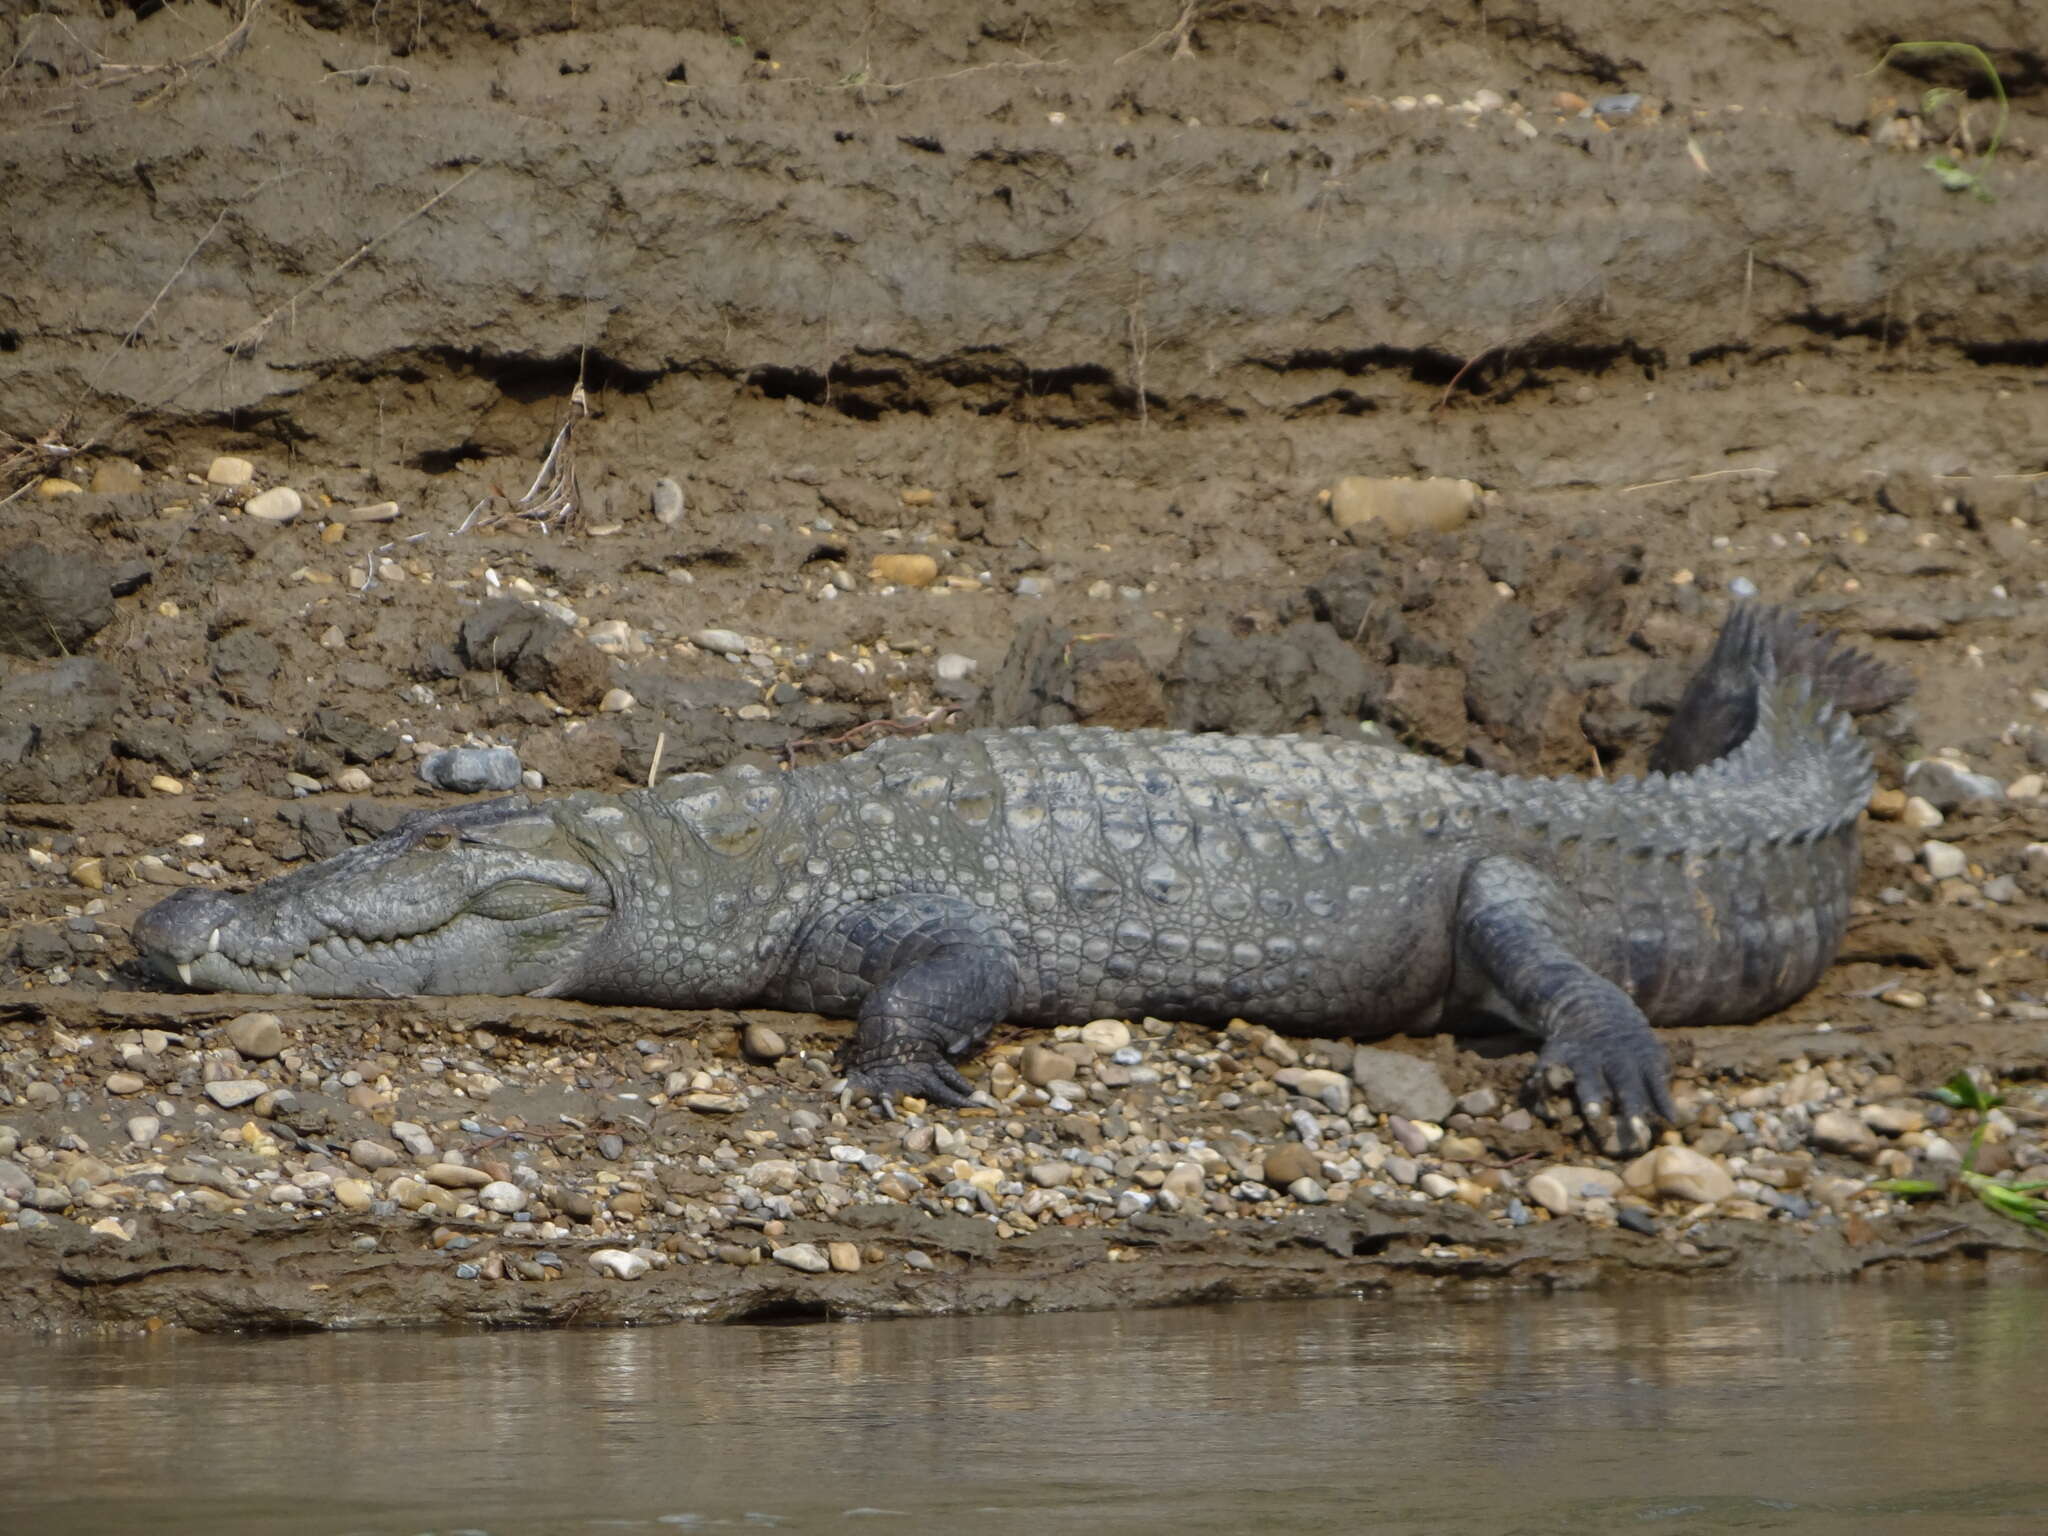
1456, 855, 1677, 1150
780, 894, 1020, 1113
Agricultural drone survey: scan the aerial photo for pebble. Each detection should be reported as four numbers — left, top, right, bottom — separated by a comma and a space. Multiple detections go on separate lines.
1324, 475, 1479, 538
1028, 1161, 1075, 1188
1810, 1110, 1878, 1157
105, 1072, 147, 1095
204, 1080, 267, 1109
1920, 841, 1967, 880
350, 1137, 402, 1170
1904, 758, 2004, 809
742, 1022, 787, 1063
772, 1242, 830, 1274
478, 1180, 524, 1213
418, 747, 522, 793
1078, 1018, 1132, 1053
693, 628, 748, 655
587, 620, 633, 654
1861, 1104, 1925, 1136
1350, 1048, 1454, 1123
1290, 1176, 1331, 1204
828, 1241, 864, 1272
333, 1178, 373, 1211
1616, 1206, 1659, 1236
206, 455, 255, 487
1261, 1143, 1321, 1187
1624, 1145, 1734, 1204
1020, 1044, 1079, 1087
2010, 774, 2045, 801
225, 1012, 286, 1060
651, 477, 687, 526
935, 653, 976, 682
70, 857, 105, 890
1900, 796, 1945, 830
38, 477, 82, 497
337, 500, 400, 523
589, 1248, 651, 1280
869, 552, 940, 590
1163, 1162, 1205, 1200
333, 766, 373, 793
149, 774, 184, 795
424, 1163, 493, 1189
125, 1115, 160, 1146
243, 487, 303, 523
599, 688, 636, 713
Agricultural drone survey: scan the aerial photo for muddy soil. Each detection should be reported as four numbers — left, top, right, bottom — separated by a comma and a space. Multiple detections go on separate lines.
0, 1, 2045, 1331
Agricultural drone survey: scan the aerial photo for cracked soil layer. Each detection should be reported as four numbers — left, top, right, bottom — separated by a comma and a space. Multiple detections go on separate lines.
1, 2, 2046, 1328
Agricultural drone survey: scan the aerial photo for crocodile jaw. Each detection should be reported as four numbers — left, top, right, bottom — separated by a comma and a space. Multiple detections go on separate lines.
132, 801, 614, 998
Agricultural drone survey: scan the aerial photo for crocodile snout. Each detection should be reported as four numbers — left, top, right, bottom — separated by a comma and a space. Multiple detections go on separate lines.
132, 886, 246, 983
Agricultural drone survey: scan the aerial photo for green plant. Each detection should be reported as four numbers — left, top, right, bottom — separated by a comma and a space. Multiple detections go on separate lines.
1873, 1070, 2047, 1232
1870, 41, 2009, 202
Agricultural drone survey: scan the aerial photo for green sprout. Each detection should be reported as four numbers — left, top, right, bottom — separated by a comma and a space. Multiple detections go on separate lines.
1873, 1070, 2048, 1232
1871, 43, 2008, 198
1869, 41, 2009, 201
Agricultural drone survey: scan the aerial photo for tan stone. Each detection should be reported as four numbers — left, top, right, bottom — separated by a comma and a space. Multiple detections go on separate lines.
870, 552, 939, 588
1325, 475, 1480, 538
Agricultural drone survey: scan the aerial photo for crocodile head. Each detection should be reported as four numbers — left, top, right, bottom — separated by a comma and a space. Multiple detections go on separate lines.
132, 797, 613, 998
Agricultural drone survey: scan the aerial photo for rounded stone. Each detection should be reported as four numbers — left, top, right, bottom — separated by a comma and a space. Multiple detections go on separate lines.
1077, 1018, 1132, 1054
206, 455, 255, 488
827, 1241, 863, 1273
478, 1180, 524, 1213
349, 1138, 401, 1171
870, 553, 939, 588
418, 746, 522, 794
772, 1242, 830, 1273
425, 1163, 493, 1190
1326, 474, 1479, 538
1260, 1143, 1321, 1187
651, 477, 686, 526
225, 1011, 286, 1060
204, 1079, 267, 1109
589, 1247, 651, 1280
742, 1022, 787, 1063
1920, 841, 1967, 880
1019, 1044, 1078, 1087
243, 487, 303, 523
1624, 1145, 1734, 1204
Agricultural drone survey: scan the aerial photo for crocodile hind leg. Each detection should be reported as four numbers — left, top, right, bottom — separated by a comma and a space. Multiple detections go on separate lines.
781, 894, 1020, 1114
1456, 855, 1677, 1151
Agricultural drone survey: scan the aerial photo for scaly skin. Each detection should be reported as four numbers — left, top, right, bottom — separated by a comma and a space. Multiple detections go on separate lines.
134, 605, 1902, 1146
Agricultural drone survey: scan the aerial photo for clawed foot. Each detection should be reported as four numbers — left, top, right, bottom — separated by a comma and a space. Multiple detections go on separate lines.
839, 1058, 985, 1118
1527, 1029, 1678, 1155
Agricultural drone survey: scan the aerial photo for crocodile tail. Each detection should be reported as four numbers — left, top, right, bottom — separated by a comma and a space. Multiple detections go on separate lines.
1647, 604, 1912, 776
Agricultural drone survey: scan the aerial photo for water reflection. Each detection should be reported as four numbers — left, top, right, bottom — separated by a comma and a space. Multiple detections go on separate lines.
3, 1285, 2044, 1534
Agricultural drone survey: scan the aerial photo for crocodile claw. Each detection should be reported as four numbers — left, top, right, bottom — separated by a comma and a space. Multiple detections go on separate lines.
1528, 1029, 1676, 1154
842, 1059, 980, 1115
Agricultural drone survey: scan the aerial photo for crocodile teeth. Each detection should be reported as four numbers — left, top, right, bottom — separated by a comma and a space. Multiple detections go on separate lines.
208, 927, 222, 952
176, 961, 194, 986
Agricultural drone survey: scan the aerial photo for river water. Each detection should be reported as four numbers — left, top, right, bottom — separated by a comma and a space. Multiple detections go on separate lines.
3, 1283, 2044, 1535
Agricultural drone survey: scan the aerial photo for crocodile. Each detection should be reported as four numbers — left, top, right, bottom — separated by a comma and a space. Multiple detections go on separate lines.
134, 604, 1908, 1144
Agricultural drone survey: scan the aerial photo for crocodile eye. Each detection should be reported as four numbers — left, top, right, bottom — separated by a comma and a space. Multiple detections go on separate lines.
419, 829, 457, 851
